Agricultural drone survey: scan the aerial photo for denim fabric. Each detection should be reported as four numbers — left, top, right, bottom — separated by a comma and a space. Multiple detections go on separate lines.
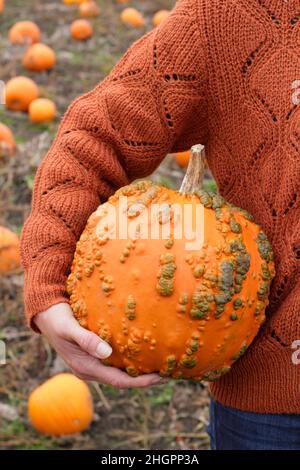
207, 399, 300, 450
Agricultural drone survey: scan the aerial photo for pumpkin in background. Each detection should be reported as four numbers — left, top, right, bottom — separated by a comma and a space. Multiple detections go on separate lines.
120, 8, 145, 28
0, 123, 16, 158
67, 146, 275, 381
79, 1, 100, 17
70, 19, 93, 40
29, 98, 56, 123
175, 150, 191, 168
5, 76, 39, 112
0, 226, 20, 274
28, 373, 94, 436
0, 0, 4, 14
8, 21, 41, 45
22, 43, 56, 72
153, 10, 171, 27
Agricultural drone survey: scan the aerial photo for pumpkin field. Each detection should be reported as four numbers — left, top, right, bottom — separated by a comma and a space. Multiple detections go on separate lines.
0, 0, 213, 451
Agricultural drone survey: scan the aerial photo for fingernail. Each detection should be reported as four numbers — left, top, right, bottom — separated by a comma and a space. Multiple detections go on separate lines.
96, 341, 112, 359
159, 378, 170, 384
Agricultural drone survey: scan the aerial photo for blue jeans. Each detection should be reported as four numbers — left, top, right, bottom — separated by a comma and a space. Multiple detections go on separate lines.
208, 399, 300, 450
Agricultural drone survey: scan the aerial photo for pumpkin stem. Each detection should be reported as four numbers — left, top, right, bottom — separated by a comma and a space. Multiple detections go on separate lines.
179, 144, 205, 194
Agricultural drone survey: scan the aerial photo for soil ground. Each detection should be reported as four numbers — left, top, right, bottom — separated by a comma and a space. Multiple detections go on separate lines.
0, 0, 212, 450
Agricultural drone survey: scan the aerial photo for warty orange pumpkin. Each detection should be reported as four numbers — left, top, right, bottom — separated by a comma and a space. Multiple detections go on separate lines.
8, 21, 41, 45
28, 373, 93, 436
67, 146, 275, 381
0, 226, 21, 274
5, 76, 39, 112
22, 43, 56, 72
0, 123, 16, 158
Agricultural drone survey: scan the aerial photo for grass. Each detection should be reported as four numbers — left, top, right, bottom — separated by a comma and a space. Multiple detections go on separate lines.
154, 175, 175, 189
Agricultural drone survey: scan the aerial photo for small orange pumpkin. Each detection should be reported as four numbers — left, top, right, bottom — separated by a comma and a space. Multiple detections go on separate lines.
0, 0, 5, 14
0, 123, 16, 158
28, 373, 94, 436
79, 1, 100, 17
29, 98, 56, 123
22, 43, 56, 72
175, 150, 191, 168
152, 10, 171, 27
5, 76, 39, 112
67, 146, 275, 381
8, 21, 41, 45
0, 226, 21, 274
70, 19, 93, 40
120, 8, 145, 28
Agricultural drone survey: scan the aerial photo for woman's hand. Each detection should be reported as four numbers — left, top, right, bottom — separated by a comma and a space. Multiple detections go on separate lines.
34, 303, 165, 388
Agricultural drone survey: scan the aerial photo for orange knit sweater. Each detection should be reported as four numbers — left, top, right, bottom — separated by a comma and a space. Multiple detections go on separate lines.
20, 0, 300, 413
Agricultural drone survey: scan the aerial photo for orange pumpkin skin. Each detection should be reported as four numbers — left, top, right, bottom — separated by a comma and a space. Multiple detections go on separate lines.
23, 43, 56, 72
70, 19, 93, 40
67, 181, 275, 380
79, 1, 100, 17
0, 0, 5, 14
28, 374, 93, 436
5, 76, 39, 112
29, 98, 56, 123
8, 21, 41, 45
175, 150, 191, 168
120, 8, 145, 28
0, 226, 20, 274
0, 123, 16, 157
153, 10, 171, 27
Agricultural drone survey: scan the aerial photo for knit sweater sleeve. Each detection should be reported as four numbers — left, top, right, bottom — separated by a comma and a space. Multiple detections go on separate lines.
20, 0, 208, 325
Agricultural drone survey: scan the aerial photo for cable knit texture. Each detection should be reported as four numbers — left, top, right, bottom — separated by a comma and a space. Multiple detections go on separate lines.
21, 0, 300, 413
